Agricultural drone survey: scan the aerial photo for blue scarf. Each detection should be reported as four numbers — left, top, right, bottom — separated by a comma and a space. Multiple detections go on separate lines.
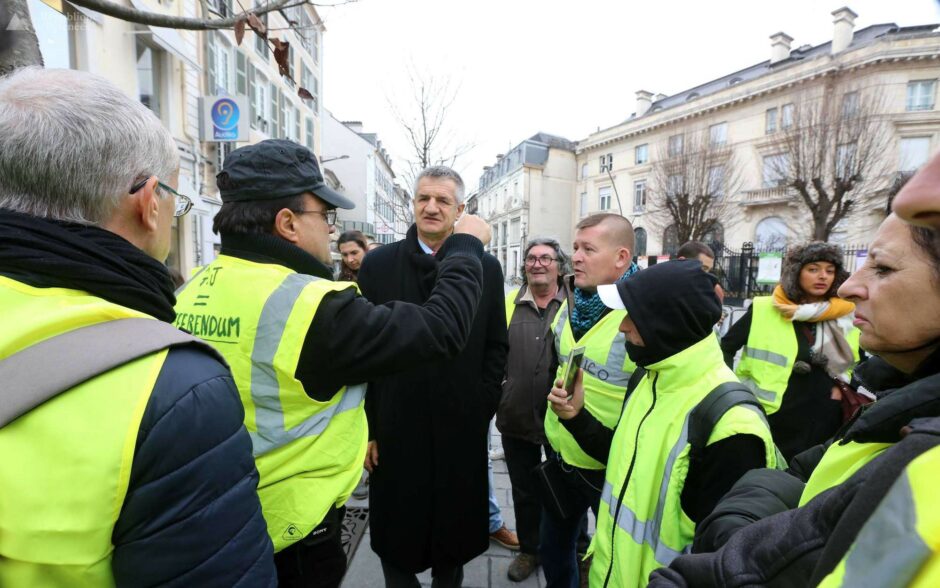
570, 263, 640, 340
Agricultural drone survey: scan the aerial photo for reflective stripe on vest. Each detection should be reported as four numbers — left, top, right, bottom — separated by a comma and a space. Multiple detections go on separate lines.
799, 439, 893, 506
589, 335, 779, 588
545, 303, 634, 470
818, 445, 940, 588
0, 276, 164, 586
248, 273, 365, 456
175, 257, 367, 552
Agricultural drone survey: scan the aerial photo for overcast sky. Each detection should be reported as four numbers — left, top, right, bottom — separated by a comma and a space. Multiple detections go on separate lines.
321, 0, 940, 192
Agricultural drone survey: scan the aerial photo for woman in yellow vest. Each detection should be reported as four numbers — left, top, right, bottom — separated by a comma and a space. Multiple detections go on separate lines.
549, 259, 778, 588
648, 199, 940, 586
722, 242, 860, 460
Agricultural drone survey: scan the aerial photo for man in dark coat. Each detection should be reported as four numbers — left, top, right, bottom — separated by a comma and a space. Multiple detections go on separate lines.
359, 165, 509, 587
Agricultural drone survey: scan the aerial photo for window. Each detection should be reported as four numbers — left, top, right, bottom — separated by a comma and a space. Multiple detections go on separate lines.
842, 91, 859, 118
301, 64, 318, 110
765, 108, 778, 134
836, 143, 857, 178
667, 174, 684, 197
510, 217, 521, 243
279, 92, 288, 139
282, 44, 295, 87
762, 154, 789, 188
634, 228, 647, 256
668, 134, 683, 157
781, 103, 794, 129
663, 225, 679, 256
501, 221, 508, 245
900, 137, 931, 171
599, 154, 613, 173
581, 163, 588, 179
136, 40, 161, 118
598, 187, 612, 211
207, 32, 232, 95
708, 165, 725, 198
633, 180, 647, 212
293, 106, 301, 142
579, 192, 588, 217
208, 0, 232, 18
755, 216, 789, 249
28, 0, 76, 69
907, 80, 936, 111
305, 117, 314, 150
709, 122, 728, 146
635, 143, 649, 165
297, 10, 316, 55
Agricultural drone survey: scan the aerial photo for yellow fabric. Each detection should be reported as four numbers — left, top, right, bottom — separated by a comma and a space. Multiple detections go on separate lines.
771, 285, 855, 322
799, 440, 892, 506
505, 288, 520, 326
818, 445, 940, 587
0, 276, 165, 587
545, 302, 635, 470
735, 296, 798, 415
590, 335, 778, 588
174, 256, 367, 552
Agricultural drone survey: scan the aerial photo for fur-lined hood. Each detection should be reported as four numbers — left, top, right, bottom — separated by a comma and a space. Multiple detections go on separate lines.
780, 241, 849, 301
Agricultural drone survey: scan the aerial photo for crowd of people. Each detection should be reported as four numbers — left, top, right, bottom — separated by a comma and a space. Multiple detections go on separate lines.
1, 66, 938, 588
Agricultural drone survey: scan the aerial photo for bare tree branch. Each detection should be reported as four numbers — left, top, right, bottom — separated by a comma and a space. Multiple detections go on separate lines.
647, 128, 741, 253
766, 81, 891, 241
66, 0, 294, 30
0, 0, 44, 77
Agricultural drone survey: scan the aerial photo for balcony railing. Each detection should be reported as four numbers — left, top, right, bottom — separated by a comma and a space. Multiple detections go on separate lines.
740, 186, 797, 206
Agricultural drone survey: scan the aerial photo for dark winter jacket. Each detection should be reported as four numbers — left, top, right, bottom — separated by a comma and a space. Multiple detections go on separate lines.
358, 224, 508, 572
651, 354, 940, 587
0, 210, 276, 587
497, 282, 567, 444
721, 305, 844, 460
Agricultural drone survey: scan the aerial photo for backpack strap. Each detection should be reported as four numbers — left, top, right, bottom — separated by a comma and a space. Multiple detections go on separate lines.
688, 382, 765, 461
0, 318, 225, 428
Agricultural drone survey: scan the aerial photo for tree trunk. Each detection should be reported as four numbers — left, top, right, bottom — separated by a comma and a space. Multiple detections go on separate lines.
0, 0, 44, 77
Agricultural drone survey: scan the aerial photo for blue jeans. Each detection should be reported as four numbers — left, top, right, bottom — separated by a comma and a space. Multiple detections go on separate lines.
538, 451, 603, 588
487, 423, 504, 534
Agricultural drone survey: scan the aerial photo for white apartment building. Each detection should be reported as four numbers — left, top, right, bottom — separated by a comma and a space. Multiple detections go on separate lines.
321, 113, 406, 243
576, 7, 940, 258
472, 133, 577, 281
26, 0, 326, 274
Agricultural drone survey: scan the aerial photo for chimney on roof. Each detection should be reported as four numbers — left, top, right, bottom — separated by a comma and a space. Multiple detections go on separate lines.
832, 6, 858, 54
655, 93, 667, 102
770, 32, 794, 64
635, 90, 654, 116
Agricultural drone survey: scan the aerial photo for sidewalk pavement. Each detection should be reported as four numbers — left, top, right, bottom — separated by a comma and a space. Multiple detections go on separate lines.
341, 429, 549, 588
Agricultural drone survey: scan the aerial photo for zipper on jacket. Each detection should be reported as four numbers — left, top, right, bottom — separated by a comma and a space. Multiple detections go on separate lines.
602, 371, 659, 588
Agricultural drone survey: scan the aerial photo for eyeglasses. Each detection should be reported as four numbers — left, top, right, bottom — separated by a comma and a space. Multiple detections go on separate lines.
524, 254, 558, 267
129, 177, 193, 217
294, 208, 337, 226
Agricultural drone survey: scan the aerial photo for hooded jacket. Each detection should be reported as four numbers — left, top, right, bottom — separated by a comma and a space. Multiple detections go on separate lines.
561, 260, 775, 586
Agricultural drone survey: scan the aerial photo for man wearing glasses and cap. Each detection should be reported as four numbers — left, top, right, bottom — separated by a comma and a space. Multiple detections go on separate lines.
175, 139, 493, 588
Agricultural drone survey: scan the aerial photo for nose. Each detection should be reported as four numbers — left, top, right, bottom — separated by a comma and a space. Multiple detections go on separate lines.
837, 271, 864, 301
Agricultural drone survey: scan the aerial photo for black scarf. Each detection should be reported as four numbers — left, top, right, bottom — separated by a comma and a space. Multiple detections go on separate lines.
0, 209, 177, 322
219, 231, 334, 280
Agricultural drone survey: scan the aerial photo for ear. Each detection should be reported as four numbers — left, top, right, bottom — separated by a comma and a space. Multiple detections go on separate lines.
616, 246, 633, 269
131, 177, 161, 233
272, 208, 300, 243
456, 202, 466, 216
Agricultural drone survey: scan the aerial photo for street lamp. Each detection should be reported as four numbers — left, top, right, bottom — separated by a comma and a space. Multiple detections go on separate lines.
321, 155, 349, 163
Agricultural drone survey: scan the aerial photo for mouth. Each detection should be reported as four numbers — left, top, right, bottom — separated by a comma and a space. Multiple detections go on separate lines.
853, 311, 869, 327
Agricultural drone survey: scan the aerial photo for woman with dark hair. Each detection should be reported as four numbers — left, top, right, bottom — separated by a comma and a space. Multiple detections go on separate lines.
337, 230, 368, 282
721, 242, 861, 460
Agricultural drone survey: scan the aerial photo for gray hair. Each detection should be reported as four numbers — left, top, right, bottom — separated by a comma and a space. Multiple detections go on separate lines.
414, 165, 466, 203
521, 237, 570, 284
0, 67, 179, 225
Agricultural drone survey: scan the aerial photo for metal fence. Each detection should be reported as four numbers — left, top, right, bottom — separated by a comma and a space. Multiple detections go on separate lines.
713, 241, 868, 306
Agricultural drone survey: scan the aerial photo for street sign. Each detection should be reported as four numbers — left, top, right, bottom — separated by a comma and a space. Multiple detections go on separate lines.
199, 96, 249, 142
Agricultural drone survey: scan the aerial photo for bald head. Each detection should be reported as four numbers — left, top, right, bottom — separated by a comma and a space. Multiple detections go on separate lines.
576, 213, 636, 253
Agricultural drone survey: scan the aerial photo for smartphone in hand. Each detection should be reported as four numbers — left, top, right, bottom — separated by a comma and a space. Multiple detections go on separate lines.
561, 346, 586, 397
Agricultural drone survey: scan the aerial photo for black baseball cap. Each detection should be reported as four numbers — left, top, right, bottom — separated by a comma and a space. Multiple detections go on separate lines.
216, 139, 355, 209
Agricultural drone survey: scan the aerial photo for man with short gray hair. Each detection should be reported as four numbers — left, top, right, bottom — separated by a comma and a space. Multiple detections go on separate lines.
359, 165, 509, 587
0, 68, 276, 586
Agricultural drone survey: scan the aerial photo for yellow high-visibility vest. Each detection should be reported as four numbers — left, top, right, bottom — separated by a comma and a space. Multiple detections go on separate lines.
175, 255, 367, 552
